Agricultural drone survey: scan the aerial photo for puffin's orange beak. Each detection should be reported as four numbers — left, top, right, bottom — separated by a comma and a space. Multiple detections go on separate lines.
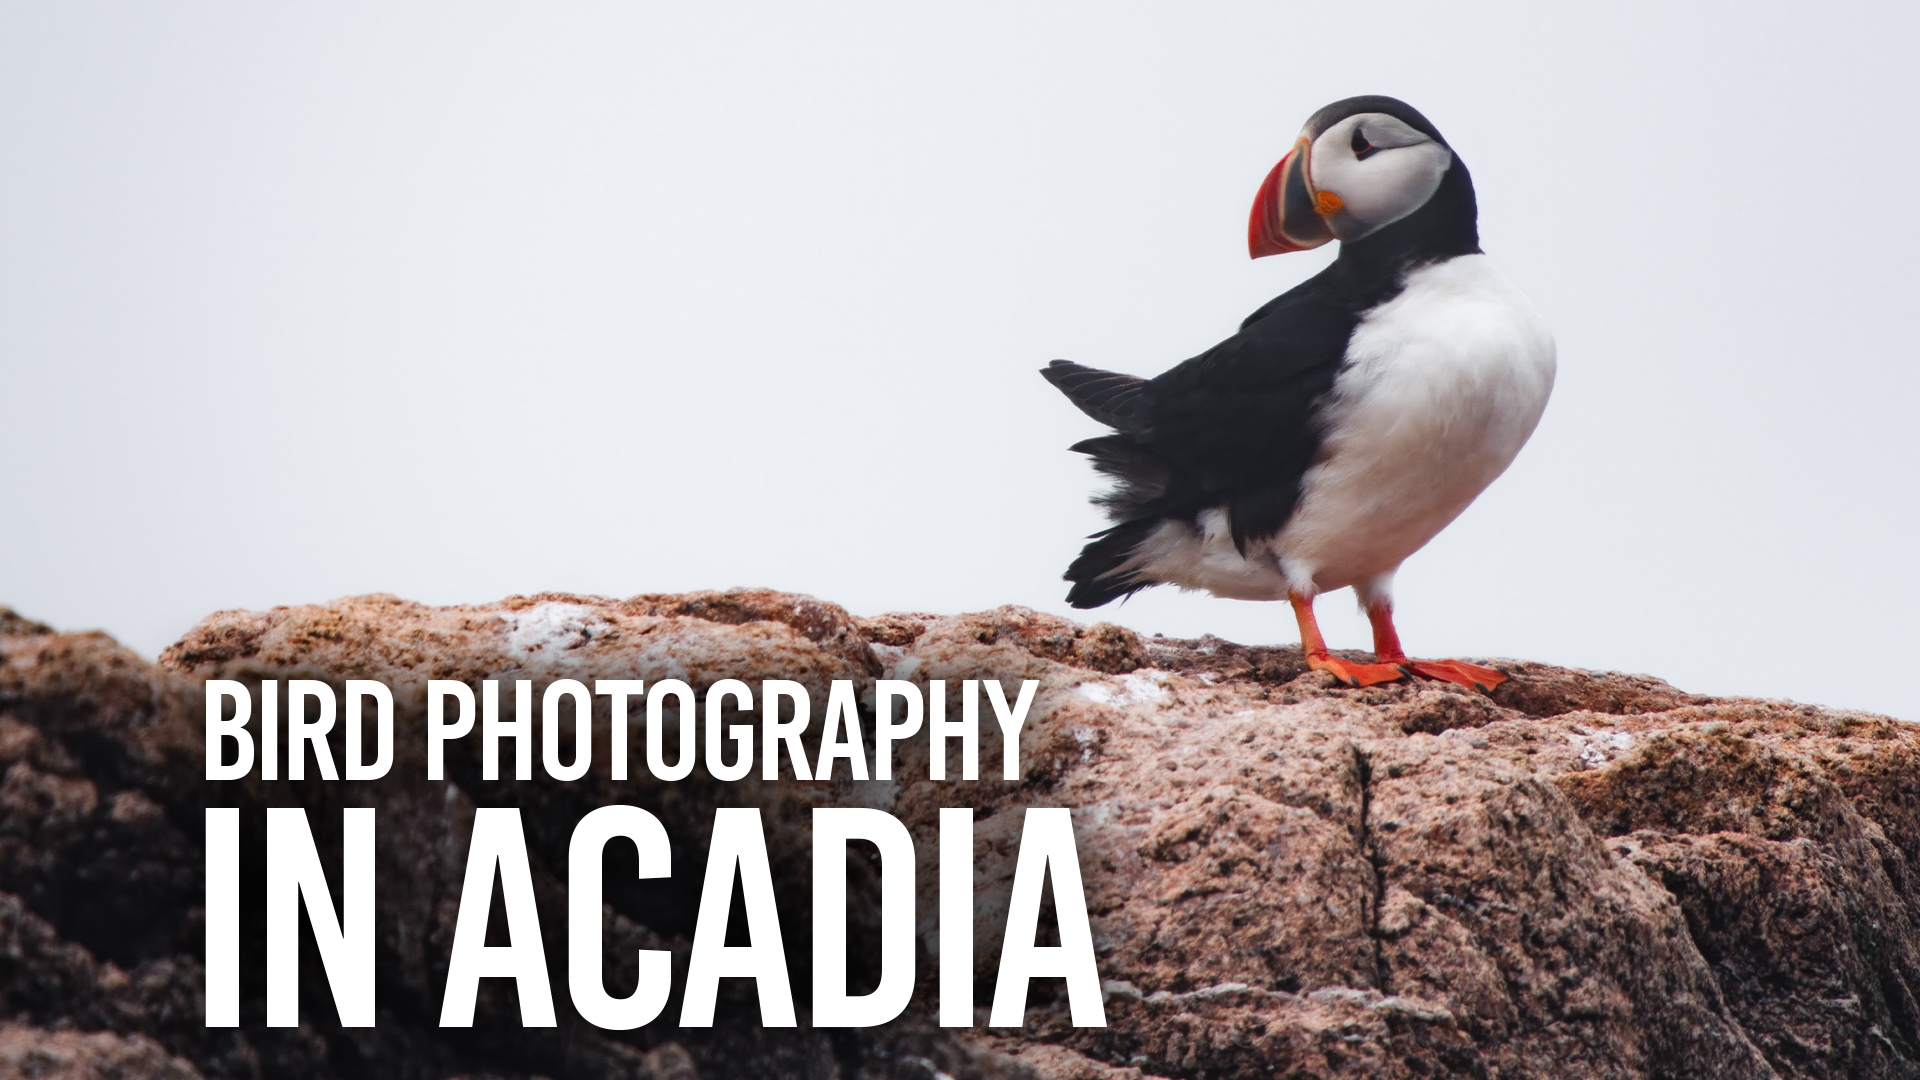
1248, 136, 1334, 259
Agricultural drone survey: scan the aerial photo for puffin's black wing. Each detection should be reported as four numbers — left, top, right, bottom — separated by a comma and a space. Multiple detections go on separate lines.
1141, 275, 1355, 543
1042, 269, 1357, 607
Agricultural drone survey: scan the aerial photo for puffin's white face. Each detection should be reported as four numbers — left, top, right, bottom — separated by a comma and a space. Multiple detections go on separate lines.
1305, 113, 1452, 243
1247, 107, 1456, 257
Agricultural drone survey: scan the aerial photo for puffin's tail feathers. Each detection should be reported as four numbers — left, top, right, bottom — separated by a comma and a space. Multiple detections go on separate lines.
1044, 359, 1167, 608
1069, 435, 1169, 522
1040, 360, 1149, 433
1064, 517, 1161, 609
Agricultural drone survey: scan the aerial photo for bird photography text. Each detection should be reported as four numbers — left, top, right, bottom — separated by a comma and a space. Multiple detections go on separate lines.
199, 676, 1107, 1034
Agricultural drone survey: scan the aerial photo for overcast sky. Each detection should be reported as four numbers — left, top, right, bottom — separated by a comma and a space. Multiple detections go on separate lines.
4, 3, 1917, 720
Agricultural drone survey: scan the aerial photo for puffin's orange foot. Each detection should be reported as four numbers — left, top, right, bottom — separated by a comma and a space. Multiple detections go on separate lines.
1308, 653, 1408, 688
1408, 659, 1508, 694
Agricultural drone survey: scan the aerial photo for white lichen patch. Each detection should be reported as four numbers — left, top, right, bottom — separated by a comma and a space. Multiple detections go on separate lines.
1070, 725, 1101, 761
1075, 800, 1113, 828
505, 602, 609, 659
1078, 670, 1172, 707
1568, 726, 1635, 768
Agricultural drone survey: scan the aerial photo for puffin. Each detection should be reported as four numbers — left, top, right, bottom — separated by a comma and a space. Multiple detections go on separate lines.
1041, 95, 1554, 692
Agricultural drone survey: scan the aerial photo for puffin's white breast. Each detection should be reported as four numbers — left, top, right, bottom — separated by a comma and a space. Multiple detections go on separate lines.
1270, 253, 1556, 595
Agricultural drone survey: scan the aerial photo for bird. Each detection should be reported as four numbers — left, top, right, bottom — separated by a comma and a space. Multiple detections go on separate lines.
1040, 95, 1554, 693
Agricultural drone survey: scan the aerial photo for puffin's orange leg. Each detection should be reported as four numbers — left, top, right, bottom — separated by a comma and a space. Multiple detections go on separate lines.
1364, 598, 1507, 694
1364, 596, 1410, 665
1291, 592, 1405, 687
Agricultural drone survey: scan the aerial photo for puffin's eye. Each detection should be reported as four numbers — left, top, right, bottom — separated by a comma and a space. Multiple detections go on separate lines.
1351, 126, 1376, 160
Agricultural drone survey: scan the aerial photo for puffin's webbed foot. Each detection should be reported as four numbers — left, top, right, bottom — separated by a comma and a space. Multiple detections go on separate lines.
1406, 659, 1508, 694
1307, 653, 1408, 688
1357, 595, 1506, 694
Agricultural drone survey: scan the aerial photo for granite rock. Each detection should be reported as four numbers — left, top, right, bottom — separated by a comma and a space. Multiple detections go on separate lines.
0, 592, 1912, 1079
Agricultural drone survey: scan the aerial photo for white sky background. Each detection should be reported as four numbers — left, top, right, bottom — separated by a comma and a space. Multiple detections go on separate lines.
4, 3, 1917, 719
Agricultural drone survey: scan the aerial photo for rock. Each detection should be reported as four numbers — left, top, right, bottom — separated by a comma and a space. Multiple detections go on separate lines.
0, 1022, 201, 1079
0, 595, 1917, 1078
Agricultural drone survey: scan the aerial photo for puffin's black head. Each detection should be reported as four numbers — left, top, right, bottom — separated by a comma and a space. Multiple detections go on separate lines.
1248, 95, 1476, 261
